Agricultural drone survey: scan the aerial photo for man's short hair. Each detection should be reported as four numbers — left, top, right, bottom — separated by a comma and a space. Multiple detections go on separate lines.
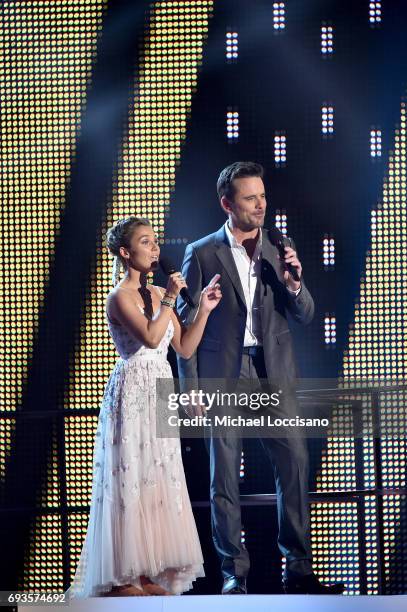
217, 161, 264, 201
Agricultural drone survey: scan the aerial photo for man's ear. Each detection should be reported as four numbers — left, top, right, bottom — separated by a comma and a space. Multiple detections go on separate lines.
220, 195, 233, 215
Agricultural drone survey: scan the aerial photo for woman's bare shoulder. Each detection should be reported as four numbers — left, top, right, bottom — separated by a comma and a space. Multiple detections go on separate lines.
107, 286, 137, 303
106, 287, 134, 319
106, 287, 121, 308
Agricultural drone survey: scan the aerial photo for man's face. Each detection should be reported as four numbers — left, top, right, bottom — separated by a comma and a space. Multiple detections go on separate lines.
223, 176, 267, 231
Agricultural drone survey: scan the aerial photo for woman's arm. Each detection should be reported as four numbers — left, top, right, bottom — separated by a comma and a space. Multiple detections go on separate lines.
107, 274, 187, 349
170, 275, 222, 359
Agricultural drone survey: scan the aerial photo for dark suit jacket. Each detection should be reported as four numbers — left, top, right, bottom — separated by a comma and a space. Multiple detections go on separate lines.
177, 225, 314, 389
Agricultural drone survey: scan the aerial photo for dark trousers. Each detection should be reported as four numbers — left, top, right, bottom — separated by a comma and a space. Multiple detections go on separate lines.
208, 351, 312, 579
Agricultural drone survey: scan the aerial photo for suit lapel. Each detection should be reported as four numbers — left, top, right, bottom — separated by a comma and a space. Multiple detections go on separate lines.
259, 229, 280, 328
214, 227, 247, 309
261, 228, 280, 283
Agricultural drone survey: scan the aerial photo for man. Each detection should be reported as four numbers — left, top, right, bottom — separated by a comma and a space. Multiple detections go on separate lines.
177, 161, 344, 595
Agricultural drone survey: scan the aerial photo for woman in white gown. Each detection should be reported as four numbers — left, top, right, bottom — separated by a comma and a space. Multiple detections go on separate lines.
67, 216, 221, 597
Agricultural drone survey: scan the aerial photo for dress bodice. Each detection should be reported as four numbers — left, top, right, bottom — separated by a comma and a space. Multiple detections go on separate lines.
106, 288, 174, 360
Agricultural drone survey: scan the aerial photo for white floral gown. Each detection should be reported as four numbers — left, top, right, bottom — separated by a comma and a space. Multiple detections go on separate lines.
67, 294, 204, 597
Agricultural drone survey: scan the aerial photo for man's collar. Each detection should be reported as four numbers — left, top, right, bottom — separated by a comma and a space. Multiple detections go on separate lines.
224, 221, 263, 249
224, 220, 237, 247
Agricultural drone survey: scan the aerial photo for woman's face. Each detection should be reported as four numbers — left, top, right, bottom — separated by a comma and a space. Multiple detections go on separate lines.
120, 225, 160, 273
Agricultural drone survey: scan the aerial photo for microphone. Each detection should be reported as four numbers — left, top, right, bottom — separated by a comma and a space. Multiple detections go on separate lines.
268, 227, 301, 282
159, 255, 195, 308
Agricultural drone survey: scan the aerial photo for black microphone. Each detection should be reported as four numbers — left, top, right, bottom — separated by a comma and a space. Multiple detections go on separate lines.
159, 255, 195, 308
268, 227, 301, 282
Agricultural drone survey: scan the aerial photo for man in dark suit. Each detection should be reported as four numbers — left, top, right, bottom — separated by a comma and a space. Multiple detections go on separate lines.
177, 161, 344, 595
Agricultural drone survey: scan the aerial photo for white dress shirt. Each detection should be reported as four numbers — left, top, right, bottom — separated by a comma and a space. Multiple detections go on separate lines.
224, 222, 263, 347
224, 222, 301, 348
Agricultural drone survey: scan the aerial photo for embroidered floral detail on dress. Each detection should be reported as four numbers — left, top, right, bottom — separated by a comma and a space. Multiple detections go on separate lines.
142, 477, 156, 487
120, 458, 130, 472
175, 495, 183, 514
170, 475, 181, 489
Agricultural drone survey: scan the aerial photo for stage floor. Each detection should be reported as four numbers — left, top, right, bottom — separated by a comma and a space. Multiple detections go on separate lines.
20, 594, 407, 612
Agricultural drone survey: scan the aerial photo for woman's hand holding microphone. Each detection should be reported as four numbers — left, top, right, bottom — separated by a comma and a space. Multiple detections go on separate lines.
164, 272, 222, 313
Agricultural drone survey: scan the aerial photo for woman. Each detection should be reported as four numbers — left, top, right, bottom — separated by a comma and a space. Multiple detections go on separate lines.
67, 216, 222, 597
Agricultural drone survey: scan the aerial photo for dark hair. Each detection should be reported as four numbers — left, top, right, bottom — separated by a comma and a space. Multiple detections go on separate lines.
216, 161, 264, 201
106, 216, 151, 264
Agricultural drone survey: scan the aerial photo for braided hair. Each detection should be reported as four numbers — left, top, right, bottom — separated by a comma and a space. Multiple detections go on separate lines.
106, 216, 151, 285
